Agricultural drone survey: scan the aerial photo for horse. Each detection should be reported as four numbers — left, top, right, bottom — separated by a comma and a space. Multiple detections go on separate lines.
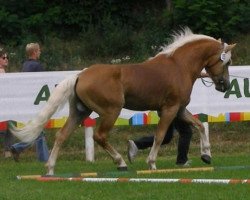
10, 28, 236, 175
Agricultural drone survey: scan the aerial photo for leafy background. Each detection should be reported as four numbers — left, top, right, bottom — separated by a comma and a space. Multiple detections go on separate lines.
0, 0, 249, 71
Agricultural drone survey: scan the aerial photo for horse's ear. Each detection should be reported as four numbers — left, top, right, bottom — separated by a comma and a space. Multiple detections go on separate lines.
217, 38, 222, 42
225, 43, 236, 52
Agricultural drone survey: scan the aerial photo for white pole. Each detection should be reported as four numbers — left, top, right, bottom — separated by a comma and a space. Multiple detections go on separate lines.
84, 127, 95, 162
31, 177, 250, 184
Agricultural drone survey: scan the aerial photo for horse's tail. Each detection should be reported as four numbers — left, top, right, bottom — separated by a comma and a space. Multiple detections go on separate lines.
10, 74, 78, 143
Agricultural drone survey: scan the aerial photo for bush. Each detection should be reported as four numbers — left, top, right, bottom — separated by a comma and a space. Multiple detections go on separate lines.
1, 0, 250, 71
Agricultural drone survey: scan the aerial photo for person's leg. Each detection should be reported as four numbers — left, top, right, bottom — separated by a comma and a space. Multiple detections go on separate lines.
128, 121, 175, 163
35, 131, 49, 162
11, 141, 31, 153
11, 132, 49, 162
10, 141, 31, 161
4, 129, 14, 157
127, 136, 154, 163
134, 122, 175, 149
4, 130, 14, 151
174, 119, 193, 165
133, 135, 155, 150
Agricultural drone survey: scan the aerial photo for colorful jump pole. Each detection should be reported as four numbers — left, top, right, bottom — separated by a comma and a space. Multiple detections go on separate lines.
17, 165, 250, 181
19, 177, 250, 184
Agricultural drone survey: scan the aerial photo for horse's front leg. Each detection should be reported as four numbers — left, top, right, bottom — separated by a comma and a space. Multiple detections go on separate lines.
180, 108, 211, 164
94, 112, 127, 171
147, 106, 179, 170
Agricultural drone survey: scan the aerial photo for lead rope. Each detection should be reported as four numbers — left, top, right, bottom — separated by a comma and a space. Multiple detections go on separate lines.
201, 74, 250, 88
201, 77, 213, 87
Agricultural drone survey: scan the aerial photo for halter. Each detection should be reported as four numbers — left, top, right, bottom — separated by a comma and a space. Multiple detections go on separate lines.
202, 42, 232, 87
220, 42, 232, 64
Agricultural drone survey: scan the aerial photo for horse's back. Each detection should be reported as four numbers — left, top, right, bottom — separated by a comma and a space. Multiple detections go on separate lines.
76, 64, 125, 114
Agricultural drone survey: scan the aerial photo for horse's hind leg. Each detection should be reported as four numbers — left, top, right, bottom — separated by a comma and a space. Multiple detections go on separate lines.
179, 108, 211, 164
94, 111, 127, 170
46, 99, 91, 175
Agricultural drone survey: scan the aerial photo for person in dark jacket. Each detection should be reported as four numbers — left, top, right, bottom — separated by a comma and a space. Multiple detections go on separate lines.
10, 43, 49, 162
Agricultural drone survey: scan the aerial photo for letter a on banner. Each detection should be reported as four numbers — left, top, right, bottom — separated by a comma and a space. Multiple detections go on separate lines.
34, 85, 50, 105
224, 79, 242, 98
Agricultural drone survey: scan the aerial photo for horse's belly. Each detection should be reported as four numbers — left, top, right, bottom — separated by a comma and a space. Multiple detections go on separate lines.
123, 97, 160, 111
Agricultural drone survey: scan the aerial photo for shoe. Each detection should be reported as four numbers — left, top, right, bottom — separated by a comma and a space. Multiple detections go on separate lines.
4, 151, 12, 158
127, 140, 138, 163
176, 160, 192, 167
10, 147, 20, 162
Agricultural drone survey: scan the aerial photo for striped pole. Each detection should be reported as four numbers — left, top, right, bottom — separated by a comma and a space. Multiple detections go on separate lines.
33, 177, 250, 184
17, 165, 250, 180
16, 167, 212, 180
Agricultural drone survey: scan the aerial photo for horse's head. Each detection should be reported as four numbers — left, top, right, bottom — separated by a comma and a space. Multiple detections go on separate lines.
205, 41, 236, 92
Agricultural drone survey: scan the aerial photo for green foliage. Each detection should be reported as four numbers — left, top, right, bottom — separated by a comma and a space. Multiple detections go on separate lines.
0, 0, 249, 71
172, 0, 250, 39
233, 34, 250, 65
1, 0, 248, 44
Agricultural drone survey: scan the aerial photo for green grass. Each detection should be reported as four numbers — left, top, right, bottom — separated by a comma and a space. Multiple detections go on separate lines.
1, 155, 250, 200
1, 122, 250, 199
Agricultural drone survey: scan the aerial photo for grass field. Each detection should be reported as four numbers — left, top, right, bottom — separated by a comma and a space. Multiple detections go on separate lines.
1, 122, 250, 199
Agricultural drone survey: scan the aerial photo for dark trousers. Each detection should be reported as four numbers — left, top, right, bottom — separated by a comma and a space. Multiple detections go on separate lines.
0, 129, 14, 152
134, 118, 192, 164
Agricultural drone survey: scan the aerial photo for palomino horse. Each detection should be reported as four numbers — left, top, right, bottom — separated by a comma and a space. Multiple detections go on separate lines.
11, 28, 236, 175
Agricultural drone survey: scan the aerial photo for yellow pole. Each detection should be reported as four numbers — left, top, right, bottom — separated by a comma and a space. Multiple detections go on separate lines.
136, 167, 214, 174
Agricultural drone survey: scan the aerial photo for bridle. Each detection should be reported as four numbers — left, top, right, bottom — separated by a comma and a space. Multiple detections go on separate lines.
202, 43, 232, 88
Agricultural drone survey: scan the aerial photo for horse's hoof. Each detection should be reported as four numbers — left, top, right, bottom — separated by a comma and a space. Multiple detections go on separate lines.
117, 166, 128, 171
146, 159, 157, 170
148, 164, 157, 170
44, 174, 53, 177
201, 154, 211, 164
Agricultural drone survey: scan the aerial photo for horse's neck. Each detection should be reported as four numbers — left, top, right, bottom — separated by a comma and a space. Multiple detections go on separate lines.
173, 42, 217, 82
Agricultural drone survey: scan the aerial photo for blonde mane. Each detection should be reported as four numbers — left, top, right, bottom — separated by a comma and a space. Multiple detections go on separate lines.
158, 27, 216, 56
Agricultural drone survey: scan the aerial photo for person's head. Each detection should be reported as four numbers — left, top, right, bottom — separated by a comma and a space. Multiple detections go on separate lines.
26, 43, 41, 60
0, 47, 8, 68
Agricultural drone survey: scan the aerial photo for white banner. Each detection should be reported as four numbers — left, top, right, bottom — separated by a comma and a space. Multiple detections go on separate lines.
0, 66, 249, 123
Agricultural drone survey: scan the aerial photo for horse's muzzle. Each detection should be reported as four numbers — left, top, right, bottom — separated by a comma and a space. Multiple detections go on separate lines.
215, 79, 230, 92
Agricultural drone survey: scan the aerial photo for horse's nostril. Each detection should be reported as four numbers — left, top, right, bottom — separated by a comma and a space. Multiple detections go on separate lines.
219, 79, 224, 84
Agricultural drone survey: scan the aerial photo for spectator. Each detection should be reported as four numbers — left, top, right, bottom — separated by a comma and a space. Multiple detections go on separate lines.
10, 43, 49, 162
0, 47, 14, 158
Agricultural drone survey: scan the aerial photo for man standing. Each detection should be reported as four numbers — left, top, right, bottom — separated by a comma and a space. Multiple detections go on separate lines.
11, 43, 49, 162
22, 43, 43, 72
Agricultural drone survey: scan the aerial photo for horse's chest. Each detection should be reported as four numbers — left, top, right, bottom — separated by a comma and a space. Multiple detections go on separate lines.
124, 90, 167, 110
